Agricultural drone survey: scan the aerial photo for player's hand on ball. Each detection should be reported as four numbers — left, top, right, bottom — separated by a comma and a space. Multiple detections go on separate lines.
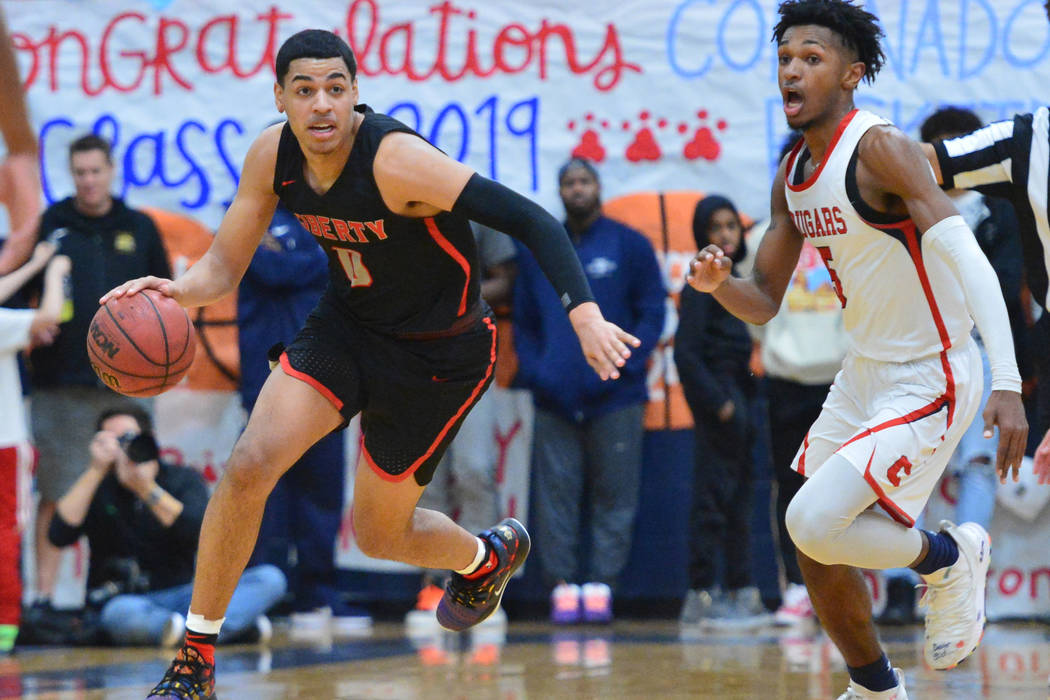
983, 390, 1028, 484
100, 276, 175, 305
687, 245, 733, 293
569, 301, 640, 381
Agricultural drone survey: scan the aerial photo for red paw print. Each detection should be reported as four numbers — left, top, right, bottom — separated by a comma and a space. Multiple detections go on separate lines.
684, 113, 728, 161
626, 127, 661, 162
572, 129, 606, 162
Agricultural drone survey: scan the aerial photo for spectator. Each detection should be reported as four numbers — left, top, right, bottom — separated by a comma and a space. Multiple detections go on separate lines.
741, 131, 846, 628
0, 242, 66, 653
29, 134, 172, 610
47, 405, 286, 646
239, 203, 370, 634
410, 223, 517, 621
513, 158, 665, 624
675, 195, 769, 629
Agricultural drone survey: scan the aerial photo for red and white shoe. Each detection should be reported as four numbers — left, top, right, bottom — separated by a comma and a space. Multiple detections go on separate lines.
774, 583, 814, 626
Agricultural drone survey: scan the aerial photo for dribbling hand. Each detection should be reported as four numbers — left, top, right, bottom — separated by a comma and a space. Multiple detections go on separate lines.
99, 276, 175, 305
686, 244, 733, 293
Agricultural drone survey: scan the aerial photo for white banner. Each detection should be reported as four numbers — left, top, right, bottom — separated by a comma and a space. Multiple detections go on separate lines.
4, 0, 1047, 229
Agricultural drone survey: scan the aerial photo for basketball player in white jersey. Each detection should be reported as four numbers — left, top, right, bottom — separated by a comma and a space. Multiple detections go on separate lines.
688, 2, 1027, 698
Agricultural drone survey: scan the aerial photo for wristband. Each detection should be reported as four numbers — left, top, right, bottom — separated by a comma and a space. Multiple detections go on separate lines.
146, 484, 163, 506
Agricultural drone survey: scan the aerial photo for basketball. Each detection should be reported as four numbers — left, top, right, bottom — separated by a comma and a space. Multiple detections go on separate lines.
86, 289, 197, 397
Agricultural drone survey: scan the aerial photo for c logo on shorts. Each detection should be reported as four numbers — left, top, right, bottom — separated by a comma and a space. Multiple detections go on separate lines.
887, 456, 913, 487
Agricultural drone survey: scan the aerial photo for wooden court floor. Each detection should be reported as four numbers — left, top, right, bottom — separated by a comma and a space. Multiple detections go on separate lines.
2, 619, 1048, 699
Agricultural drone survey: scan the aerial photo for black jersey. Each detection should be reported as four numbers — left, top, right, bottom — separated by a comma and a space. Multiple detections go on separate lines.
273, 104, 482, 337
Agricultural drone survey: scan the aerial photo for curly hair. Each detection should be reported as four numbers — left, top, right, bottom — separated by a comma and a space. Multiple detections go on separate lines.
773, 0, 886, 84
919, 107, 982, 143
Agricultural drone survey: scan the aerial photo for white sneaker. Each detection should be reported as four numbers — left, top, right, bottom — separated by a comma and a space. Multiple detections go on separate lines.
919, 520, 990, 670
254, 614, 273, 645
837, 668, 908, 699
160, 612, 185, 648
775, 583, 814, 625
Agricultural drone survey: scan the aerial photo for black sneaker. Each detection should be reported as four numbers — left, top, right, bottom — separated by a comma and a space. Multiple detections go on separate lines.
436, 518, 530, 631
146, 645, 216, 699
879, 577, 918, 626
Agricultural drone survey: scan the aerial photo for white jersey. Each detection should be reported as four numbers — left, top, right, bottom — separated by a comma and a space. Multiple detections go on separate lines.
783, 109, 973, 363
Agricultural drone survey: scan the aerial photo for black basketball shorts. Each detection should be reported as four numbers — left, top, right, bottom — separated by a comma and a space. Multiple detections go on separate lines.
280, 296, 496, 486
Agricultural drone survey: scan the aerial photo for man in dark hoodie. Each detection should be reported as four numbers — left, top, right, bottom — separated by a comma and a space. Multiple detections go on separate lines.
28, 134, 171, 611
513, 158, 665, 624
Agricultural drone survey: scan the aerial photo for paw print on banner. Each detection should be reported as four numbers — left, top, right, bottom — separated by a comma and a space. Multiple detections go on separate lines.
625, 111, 661, 162
568, 114, 608, 162
683, 110, 728, 161
566, 109, 727, 164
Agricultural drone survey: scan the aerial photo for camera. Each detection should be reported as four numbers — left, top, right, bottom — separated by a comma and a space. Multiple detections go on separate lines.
85, 558, 151, 608
116, 431, 160, 463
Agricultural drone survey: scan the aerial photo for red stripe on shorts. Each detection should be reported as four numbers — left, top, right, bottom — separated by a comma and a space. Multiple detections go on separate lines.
797, 431, 811, 476
861, 446, 915, 527
280, 353, 344, 411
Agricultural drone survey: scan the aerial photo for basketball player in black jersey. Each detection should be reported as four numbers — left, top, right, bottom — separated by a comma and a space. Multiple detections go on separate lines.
102, 30, 639, 700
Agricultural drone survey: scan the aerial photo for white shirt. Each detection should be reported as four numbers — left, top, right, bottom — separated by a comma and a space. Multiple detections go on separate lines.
783, 109, 973, 363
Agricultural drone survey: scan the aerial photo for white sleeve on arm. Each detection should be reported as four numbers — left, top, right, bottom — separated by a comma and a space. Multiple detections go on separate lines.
922, 215, 1021, 393
0, 309, 35, 355
934, 120, 1015, 189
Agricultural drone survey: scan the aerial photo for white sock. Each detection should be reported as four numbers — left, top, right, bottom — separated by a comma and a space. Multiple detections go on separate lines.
455, 537, 488, 575
186, 611, 226, 636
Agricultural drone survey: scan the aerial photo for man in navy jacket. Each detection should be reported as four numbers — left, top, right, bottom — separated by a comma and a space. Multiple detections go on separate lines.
513, 158, 665, 623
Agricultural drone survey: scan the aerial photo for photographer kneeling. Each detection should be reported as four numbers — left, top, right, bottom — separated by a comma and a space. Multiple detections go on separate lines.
48, 405, 286, 646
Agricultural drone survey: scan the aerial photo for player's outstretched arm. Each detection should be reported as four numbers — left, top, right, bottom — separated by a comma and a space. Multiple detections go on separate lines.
373, 133, 638, 380
102, 127, 281, 308
862, 126, 1027, 482
0, 11, 42, 275
687, 160, 802, 325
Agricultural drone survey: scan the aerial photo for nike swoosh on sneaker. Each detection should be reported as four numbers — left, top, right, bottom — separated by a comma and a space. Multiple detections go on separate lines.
281, 179, 296, 186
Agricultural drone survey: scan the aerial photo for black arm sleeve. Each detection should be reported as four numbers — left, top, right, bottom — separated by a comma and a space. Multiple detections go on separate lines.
48, 510, 83, 548
451, 173, 594, 311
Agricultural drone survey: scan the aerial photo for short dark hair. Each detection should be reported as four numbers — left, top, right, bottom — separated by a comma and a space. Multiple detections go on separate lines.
69, 134, 112, 163
96, 404, 154, 435
557, 158, 600, 186
920, 107, 983, 143
773, 0, 886, 84
275, 29, 357, 86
